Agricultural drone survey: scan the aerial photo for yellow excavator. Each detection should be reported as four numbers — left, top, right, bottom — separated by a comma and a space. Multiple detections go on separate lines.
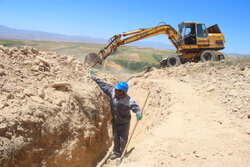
85, 21, 225, 68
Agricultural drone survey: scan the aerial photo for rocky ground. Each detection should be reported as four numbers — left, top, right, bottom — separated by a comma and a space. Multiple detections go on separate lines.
0, 45, 249, 167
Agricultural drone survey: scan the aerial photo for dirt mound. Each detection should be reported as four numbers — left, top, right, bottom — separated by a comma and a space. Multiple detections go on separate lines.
146, 62, 250, 118
0, 45, 117, 167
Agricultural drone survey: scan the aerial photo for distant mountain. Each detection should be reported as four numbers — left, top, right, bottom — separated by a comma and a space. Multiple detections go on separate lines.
0, 24, 107, 44
223, 52, 250, 57
0, 24, 175, 50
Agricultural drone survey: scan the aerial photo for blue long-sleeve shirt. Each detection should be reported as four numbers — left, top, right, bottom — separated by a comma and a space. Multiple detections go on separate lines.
92, 76, 141, 125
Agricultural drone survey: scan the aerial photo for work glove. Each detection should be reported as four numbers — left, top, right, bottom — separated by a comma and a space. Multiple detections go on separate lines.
90, 69, 95, 75
136, 113, 142, 120
88, 70, 95, 79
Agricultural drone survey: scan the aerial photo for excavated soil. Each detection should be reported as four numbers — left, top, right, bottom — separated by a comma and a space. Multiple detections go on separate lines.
1, 45, 250, 167
0, 45, 117, 167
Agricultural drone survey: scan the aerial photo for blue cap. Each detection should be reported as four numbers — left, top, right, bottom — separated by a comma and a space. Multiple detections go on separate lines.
114, 81, 129, 93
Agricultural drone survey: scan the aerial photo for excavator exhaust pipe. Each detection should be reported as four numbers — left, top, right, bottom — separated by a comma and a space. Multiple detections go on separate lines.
84, 53, 101, 67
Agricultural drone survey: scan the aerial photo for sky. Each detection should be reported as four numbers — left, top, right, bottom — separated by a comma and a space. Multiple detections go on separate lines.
0, 0, 250, 54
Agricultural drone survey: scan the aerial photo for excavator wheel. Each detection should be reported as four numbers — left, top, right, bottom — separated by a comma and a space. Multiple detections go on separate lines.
84, 53, 101, 67
200, 50, 218, 62
166, 55, 181, 67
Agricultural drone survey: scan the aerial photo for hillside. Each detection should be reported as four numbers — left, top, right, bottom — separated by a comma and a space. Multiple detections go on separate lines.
0, 25, 106, 44
0, 39, 177, 71
1, 39, 249, 73
0, 25, 174, 50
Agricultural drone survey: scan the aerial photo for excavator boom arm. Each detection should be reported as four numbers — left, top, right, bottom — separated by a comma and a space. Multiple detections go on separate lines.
85, 24, 178, 67
121, 25, 178, 48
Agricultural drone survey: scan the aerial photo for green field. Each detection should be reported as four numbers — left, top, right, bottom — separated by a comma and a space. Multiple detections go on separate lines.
0, 39, 104, 62
0, 39, 178, 72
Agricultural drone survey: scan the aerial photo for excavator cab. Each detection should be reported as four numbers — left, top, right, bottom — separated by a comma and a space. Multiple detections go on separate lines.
178, 22, 209, 46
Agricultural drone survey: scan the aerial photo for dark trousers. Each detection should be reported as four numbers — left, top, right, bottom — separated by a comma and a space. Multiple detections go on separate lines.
112, 121, 130, 155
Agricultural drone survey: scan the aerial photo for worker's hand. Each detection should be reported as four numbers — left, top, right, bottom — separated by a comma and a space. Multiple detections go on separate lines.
90, 70, 95, 75
136, 113, 142, 120
88, 70, 95, 79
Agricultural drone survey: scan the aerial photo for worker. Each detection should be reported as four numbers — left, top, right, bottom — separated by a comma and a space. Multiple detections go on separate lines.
185, 27, 196, 44
89, 70, 142, 160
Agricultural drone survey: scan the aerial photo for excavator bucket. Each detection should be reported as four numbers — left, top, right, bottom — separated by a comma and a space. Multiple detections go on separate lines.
84, 53, 101, 67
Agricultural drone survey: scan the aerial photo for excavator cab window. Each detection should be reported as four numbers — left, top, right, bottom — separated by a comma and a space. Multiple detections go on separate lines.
197, 24, 208, 37
177, 23, 185, 46
184, 23, 196, 45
